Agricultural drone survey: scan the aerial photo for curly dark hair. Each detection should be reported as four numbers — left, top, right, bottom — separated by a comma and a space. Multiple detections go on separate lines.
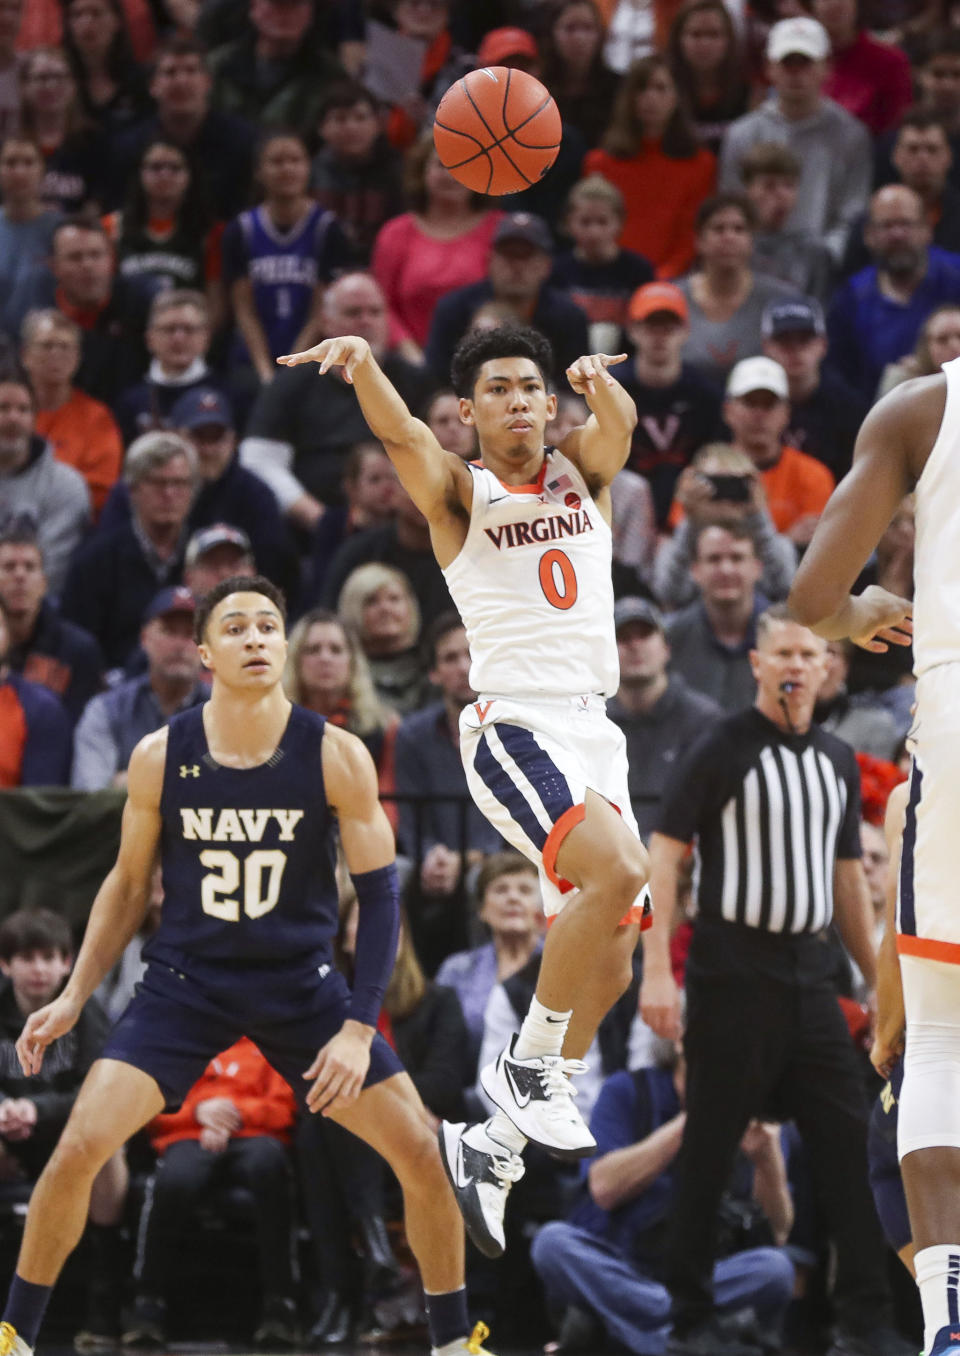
194, 575, 287, 644
450, 324, 554, 398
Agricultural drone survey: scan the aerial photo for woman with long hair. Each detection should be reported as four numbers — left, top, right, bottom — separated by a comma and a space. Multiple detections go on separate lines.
666, 0, 752, 155
18, 46, 106, 212
584, 55, 715, 276
336, 563, 428, 714
222, 129, 351, 383
61, 0, 151, 136
371, 133, 502, 349
284, 607, 400, 827
539, 0, 618, 148
101, 138, 224, 327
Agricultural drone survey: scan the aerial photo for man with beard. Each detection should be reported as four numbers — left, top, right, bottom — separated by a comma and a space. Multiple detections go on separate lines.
0, 374, 89, 595
827, 185, 960, 400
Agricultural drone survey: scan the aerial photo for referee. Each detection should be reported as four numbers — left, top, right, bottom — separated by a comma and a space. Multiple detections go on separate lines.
640, 604, 908, 1356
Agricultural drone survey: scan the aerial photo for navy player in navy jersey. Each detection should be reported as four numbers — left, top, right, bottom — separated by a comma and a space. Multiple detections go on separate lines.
0, 576, 493, 1356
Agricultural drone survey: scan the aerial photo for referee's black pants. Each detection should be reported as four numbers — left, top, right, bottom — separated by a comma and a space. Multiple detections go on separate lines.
666, 922, 889, 1337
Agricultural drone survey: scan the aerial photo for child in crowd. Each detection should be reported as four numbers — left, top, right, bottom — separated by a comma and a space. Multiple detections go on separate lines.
0, 909, 126, 1347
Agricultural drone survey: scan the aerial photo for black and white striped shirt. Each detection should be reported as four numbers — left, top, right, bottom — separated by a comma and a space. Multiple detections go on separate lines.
657, 708, 862, 935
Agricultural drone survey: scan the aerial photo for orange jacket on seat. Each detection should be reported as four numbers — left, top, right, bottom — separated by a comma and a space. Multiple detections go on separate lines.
149, 1036, 297, 1154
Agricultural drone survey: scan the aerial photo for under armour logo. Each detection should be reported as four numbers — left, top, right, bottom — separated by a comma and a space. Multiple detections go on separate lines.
179, 764, 200, 778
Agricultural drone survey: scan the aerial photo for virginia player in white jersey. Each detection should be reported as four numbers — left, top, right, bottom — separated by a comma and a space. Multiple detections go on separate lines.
788, 362, 960, 1356
278, 325, 652, 1260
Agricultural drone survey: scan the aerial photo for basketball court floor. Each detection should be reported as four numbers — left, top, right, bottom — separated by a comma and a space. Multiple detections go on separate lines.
38, 1347, 541, 1356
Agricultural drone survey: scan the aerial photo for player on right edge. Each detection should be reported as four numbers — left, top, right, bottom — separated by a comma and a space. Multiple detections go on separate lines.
278, 325, 652, 1259
788, 363, 960, 1356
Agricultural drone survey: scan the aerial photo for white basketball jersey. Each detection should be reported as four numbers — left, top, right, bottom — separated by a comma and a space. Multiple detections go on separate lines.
442, 448, 620, 698
913, 355, 960, 677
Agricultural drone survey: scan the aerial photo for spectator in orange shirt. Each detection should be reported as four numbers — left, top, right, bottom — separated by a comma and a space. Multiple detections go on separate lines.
21, 307, 122, 517
124, 1036, 299, 1349
723, 356, 833, 545
584, 55, 716, 278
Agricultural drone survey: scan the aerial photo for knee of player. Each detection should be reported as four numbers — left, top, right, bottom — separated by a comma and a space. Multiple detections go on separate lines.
392, 1116, 444, 1188
596, 852, 649, 912
50, 1126, 113, 1181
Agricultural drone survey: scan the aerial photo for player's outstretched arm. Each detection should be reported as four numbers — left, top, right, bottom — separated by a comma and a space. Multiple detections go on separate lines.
789, 377, 933, 649
872, 780, 909, 1079
304, 726, 399, 1117
16, 731, 165, 1076
559, 352, 637, 489
276, 336, 471, 523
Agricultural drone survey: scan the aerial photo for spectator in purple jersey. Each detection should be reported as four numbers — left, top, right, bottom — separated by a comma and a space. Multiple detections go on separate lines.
223, 129, 351, 385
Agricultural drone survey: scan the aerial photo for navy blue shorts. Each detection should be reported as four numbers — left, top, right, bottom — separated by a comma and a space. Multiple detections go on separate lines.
101, 957, 404, 1111
867, 1059, 910, 1254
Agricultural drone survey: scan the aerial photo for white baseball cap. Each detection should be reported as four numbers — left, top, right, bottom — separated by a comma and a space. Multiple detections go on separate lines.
767, 16, 830, 62
726, 356, 789, 400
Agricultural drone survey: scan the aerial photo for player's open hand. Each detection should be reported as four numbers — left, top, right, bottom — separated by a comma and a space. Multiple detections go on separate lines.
15, 993, 82, 1076
848, 585, 913, 654
275, 335, 371, 384
304, 1020, 374, 1117
565, 353, 627, 397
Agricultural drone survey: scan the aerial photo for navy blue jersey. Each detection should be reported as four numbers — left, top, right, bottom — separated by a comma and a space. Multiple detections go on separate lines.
222, 203, 349, 359
146, 703, 338, 973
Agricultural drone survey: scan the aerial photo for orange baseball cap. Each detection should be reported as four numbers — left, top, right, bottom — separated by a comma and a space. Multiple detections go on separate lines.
627, 282, 689, 323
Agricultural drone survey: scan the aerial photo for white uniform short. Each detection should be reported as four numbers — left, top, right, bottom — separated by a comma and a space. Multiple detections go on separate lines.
459, 692, 650, 923
898, 666, 960, 960
896, 665, 960, 1157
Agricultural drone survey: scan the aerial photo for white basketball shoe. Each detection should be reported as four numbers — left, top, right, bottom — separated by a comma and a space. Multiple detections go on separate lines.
479, 1034, 596, 1159
438, 1119, 525, 1259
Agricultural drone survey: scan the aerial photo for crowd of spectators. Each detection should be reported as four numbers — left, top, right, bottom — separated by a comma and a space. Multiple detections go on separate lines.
0, 0, 930, 1347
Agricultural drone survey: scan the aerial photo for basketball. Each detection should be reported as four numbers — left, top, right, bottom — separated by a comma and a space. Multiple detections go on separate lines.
433, 66, 562, 197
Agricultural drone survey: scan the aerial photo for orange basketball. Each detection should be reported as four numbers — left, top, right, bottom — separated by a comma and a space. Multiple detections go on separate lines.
433, 66, 562, 197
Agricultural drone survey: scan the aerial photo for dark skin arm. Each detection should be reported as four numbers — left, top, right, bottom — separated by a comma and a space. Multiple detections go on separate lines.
788, 375, 943, 649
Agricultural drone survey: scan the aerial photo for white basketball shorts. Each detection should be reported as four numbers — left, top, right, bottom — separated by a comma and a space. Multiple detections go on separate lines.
459, 692, 650, 922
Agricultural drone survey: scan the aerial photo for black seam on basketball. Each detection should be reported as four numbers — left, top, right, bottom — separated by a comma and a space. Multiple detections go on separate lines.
435, 110, 496, 187
434, 114, 486, 151
504, 92, 554, 136
461, 75, 537, 186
